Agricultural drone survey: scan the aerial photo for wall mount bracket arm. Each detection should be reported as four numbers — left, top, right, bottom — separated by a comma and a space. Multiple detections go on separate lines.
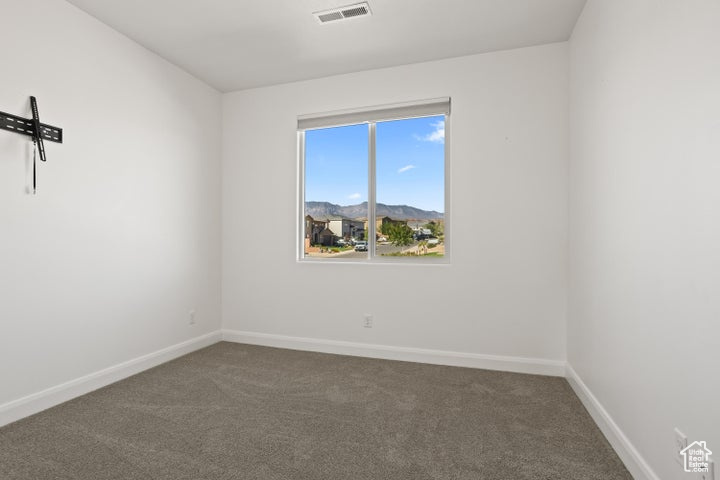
0, 98, 63, 147
0, 96, 64, 193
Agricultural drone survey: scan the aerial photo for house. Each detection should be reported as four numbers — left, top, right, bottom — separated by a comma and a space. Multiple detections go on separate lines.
305, 215, 329, 245
328, 218, 365, 241
305, 215, 362, 245
305, 215, 346, 246
316, 227, 336, 246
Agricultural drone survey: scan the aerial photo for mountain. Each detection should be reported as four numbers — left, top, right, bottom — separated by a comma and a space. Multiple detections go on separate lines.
305, 201, 443, 220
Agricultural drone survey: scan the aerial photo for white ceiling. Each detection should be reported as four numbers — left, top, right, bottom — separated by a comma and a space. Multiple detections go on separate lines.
65, 0, 587, 93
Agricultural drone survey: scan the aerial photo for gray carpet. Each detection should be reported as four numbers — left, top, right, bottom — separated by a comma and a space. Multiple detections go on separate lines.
0, 342, 631, 479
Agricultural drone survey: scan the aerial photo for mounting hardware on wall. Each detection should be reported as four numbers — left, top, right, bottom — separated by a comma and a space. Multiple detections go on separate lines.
0, 96, 63, 194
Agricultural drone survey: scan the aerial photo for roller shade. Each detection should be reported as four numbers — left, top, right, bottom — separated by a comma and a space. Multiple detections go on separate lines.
298, 97, 450, 130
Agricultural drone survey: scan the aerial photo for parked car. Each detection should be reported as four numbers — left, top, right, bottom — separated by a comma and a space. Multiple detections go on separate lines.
427, 237, 439, 245
354, 241, 368, 251
336, 239, 347, 246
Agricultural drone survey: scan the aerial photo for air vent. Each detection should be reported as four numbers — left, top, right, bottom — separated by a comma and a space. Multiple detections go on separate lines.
313, 2, 372, 23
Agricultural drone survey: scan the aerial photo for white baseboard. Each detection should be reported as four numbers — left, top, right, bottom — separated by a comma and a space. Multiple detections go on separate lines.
0, 330, 222, 428
0, 327, 653, 480
222, 329, 566, 377
566, 364, 660, 480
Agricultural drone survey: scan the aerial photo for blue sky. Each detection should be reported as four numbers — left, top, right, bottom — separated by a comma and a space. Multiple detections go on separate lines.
305, 115, 445, 212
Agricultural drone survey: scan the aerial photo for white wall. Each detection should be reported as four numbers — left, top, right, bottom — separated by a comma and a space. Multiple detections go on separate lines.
0, 0, 221, 408
222, 43, 568, 365
569, 1, 720, 478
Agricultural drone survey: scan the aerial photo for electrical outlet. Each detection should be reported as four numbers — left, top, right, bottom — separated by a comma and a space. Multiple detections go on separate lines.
675, 428, 688, 465
188, 309, 196, 325
363, 314, 373, 328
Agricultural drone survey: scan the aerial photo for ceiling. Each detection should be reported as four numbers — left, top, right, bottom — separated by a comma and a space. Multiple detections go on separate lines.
65, 0, 587, 93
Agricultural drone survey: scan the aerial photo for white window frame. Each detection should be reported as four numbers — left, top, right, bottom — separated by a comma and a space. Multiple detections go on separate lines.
297, 98, 451, 264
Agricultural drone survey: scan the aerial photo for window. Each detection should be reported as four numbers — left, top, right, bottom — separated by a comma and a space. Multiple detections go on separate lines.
298, 98, 449, 262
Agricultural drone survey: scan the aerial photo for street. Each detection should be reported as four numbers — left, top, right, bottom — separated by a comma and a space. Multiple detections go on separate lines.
336, 242, 415, 258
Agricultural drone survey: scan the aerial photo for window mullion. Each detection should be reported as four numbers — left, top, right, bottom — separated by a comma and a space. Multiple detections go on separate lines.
368, 122, 377, 259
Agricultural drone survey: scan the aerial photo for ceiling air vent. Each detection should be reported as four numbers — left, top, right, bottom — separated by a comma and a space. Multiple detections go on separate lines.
313, 2, 372, 24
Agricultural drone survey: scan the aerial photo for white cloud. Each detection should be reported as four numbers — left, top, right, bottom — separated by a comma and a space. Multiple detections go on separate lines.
397, 165, 416, 174
348, 192, 361, 200
416, 120, 445, 144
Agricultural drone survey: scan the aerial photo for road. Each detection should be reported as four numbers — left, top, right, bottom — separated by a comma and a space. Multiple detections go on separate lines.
338, 242, 414, 258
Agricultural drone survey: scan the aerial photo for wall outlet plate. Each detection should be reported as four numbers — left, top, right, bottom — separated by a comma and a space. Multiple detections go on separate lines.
363, 314, 373, 328
675, 428, 688, 465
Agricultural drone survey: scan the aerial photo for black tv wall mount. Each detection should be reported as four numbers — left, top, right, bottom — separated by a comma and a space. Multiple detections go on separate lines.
0, 96, 63, 193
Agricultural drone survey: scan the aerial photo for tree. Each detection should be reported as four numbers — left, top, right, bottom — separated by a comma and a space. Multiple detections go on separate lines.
424, 221, 441, 236
387, 223, 413, 246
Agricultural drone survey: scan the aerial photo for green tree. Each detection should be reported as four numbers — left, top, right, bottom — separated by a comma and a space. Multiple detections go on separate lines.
387, 223, 413, 246
424, 221, 441, 236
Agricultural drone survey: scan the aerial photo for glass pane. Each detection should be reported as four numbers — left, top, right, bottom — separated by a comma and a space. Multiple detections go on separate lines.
304, 123, 369, 259
376, 115, 445, 257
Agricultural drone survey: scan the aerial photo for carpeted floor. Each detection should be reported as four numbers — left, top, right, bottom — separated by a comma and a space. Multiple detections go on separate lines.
0, 342, 631, 480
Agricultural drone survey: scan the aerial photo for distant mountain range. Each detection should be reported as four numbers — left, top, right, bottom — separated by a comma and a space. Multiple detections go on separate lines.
306, 201, 443, 221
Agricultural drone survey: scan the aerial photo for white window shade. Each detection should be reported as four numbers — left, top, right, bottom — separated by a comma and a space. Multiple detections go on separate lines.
298, 97, 450, 130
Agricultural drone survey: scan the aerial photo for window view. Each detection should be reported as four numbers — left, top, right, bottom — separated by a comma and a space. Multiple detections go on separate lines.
376, 115, 445, 257
301, 101, 447, 261
304, 123, 369, 259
